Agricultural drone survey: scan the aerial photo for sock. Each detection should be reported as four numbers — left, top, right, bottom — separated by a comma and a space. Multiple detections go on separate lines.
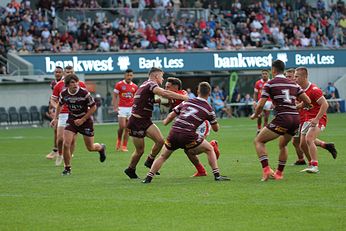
212, 168, 220, 178
59, 150, 62, 156
194, 163, 206, 173
65, 166, 71, 171
257, 125, 261, 130
277, 160, 286, 172
122, 140, 128, 147
259, 155, 269, 168
53, 147, 58, 152
311, 160, 318, 166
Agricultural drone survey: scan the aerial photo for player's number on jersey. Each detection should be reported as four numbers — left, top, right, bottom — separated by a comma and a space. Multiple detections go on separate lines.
281, 89, 292, 103
181, 106, 198, 118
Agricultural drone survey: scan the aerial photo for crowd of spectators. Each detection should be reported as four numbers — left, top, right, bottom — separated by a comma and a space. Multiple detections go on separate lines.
1, 0, 346, 67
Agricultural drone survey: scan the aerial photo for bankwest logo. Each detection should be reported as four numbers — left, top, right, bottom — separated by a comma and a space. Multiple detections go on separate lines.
213, 53, 273, 68
45, 56, 114, 72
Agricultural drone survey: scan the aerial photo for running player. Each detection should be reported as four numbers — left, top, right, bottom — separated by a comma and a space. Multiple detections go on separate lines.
50, 66, 85, 166
46, 66, 63, 159
50, 74, 106, 176
295, 67, 336, 173
251, 60, 311, 181
112, 69, 138, 152
285, 68, 337, 165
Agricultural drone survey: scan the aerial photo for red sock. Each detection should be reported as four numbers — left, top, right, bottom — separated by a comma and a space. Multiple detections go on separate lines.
195, 163, 206, 173
122, 140, 127, 147
311, 160, 318, 166
319, 142, 326, 148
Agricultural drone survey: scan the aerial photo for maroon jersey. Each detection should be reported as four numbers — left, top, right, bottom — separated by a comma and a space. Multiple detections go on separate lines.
261, 74, 303, 116
171, 97, 217, 135
58, 87, 96, 119
132, 80, 159, 118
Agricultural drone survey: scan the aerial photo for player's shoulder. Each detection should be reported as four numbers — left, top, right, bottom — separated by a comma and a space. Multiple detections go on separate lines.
310, 83, 321, 91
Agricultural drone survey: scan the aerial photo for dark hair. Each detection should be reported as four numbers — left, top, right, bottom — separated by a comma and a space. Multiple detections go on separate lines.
166, 77, 182, 90
55, 66, 63, 70
64, 65, 73, 71
198, 82, 211, 97
148, 67, 163, 76
125, 69, 133, 73
64, 74, 79, 86
272, 60, 285, 73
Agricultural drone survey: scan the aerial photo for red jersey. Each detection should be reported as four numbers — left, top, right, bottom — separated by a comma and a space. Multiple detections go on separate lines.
52, 78, 86, 113
171, 90, 187, 109
254, 79, 271, 101
113, 80, 138, 107
303, 82, 327, 122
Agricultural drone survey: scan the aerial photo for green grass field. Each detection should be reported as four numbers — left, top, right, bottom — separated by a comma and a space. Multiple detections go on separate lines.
1, 114, 345, 231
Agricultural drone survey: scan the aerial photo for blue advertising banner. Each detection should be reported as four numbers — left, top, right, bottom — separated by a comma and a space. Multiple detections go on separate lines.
20, 49, 346, 74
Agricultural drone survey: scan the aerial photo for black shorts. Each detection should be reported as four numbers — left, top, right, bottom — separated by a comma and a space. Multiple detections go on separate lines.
165, 130, 203, 151
65, 118, 94, 137
127, 115, 153, 138
266, 114, 299, 136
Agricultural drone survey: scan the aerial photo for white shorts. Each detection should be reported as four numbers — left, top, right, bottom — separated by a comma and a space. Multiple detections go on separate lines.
57, 113, 68, 127
300, 121, 325, 135
263, 101, 273, 111
118, 107, 132, 118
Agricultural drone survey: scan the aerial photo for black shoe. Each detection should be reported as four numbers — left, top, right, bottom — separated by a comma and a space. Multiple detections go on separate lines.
142, 176, 152, 184
215, 175, 230, 181
325, 143, 337, 159
144, 157, 160, 175
124, 167, 139, 179
99, 144, 106, 162
62, 169, 71, 176
293, 159, 307, 165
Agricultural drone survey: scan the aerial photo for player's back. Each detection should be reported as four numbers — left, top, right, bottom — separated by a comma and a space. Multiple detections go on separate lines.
263, 76, 303, 115
172, 97, 217, 134
132, 80, 158, 118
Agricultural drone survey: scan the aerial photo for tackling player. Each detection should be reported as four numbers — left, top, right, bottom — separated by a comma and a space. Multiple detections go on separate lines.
142, 82, 230, 183
163, 77, 220, 177
50, 74, 106, 176
112, 69, 138, 152
124, 67, 189, 179
253, 70, 272, 134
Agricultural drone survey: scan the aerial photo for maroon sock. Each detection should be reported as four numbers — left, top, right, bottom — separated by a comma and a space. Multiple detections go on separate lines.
277, 160, 286, 172
259, 155, 269, 168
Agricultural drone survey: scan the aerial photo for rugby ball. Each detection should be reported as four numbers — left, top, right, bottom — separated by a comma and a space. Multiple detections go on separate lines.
196, 120, 211, 138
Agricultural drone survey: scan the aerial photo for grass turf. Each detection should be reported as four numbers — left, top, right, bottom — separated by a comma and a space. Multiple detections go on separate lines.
0, 114, 345, 230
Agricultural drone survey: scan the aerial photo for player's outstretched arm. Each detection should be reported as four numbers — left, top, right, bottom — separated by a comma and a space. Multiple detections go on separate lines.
163, 111, 177, 125
153, 87, 188, 102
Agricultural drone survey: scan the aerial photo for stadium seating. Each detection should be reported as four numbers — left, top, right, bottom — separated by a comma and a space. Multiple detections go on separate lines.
19, 106, 31, 124
29, 106, 41, 123
8, 107, 19, 124
0, 107, 9, 124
